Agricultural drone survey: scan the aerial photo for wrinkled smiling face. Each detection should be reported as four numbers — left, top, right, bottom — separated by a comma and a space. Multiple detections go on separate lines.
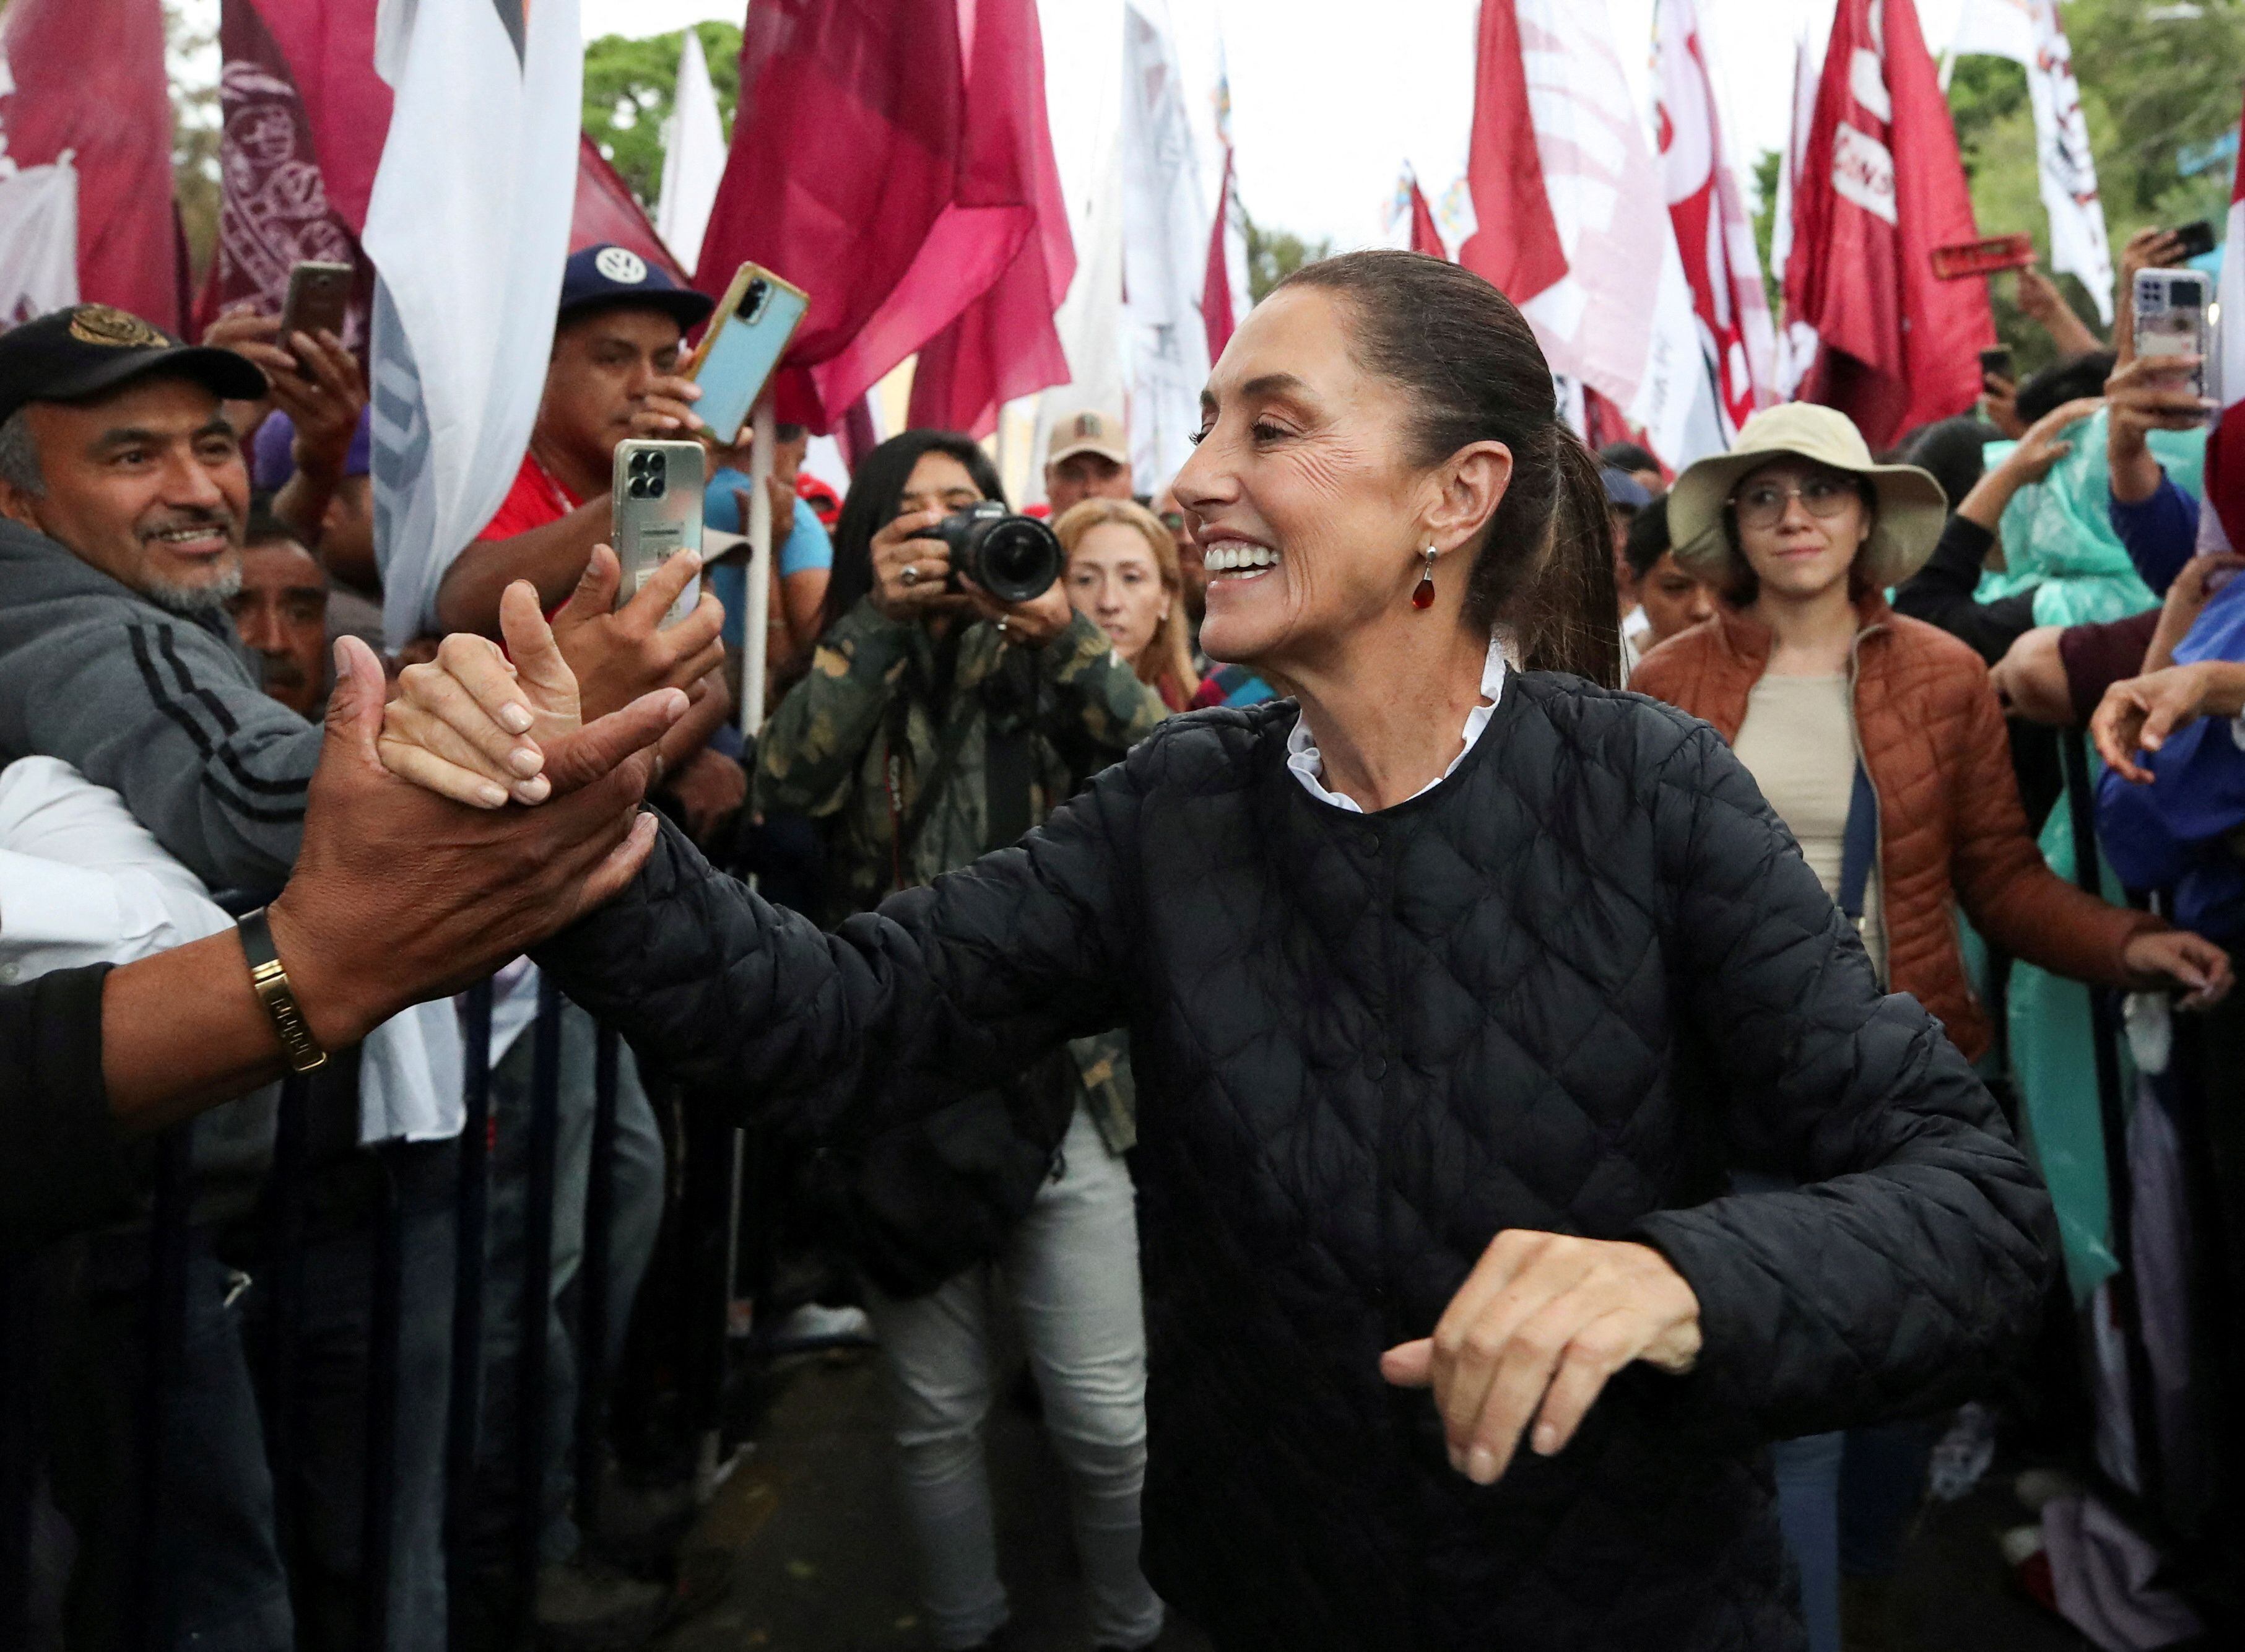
8, 377, 248, 612
1168, 285, 1448, 674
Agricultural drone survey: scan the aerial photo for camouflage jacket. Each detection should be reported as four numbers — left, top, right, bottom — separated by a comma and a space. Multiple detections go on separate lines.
756, 598, 1167, 1151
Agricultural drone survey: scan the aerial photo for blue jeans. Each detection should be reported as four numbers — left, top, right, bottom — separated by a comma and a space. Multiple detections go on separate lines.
1770, 1420, 1937, 1652
41, 1139, 456, 1652
1770, 1433, 1844, 1652
465, 1001, 666, 1576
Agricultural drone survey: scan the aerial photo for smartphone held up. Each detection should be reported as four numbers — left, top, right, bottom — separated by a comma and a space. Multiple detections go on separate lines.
612, 440, 705, 628
2134, 267, 2221, 419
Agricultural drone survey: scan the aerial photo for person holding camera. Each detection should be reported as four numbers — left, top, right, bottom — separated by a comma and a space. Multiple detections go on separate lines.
752, 429, 1170, 1652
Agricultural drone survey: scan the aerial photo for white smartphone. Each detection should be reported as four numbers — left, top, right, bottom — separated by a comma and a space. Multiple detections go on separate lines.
610, 438, 705, 628
2134, 267, 2220, 415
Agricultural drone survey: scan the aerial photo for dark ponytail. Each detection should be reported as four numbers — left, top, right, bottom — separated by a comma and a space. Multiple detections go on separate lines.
1275, 251, 1621, 687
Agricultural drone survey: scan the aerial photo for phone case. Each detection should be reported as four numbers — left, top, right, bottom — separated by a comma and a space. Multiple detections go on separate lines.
2134, 269, 2218, 413
684, 264, 810, 445
611, 440, 706, 628
280, 263, 353, 341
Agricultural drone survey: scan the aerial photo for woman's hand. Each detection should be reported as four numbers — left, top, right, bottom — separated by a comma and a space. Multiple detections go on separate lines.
1379, 1230, 1701, 1485
2091, 661, 2245, 782
2121, 929, 2235, 1011
869, 509, 971, 622
965, 578, 1077, 648
1979, 371, 2025, 441
2000, 397, 2101, 485
381, 579, 591, 807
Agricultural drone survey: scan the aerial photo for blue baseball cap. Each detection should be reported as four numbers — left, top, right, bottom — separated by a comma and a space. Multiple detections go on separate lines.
557, 243, 713, 332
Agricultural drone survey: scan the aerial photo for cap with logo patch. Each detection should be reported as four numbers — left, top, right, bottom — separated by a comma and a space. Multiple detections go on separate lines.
0, 305, 268, 430
1046, 409, 1128, 469
557, 243, 715, 333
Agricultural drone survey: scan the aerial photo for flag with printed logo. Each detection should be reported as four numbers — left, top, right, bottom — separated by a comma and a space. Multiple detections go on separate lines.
365, 0, 581, 646
1786, 0, 1992, 449
1656, 0, 1774, 440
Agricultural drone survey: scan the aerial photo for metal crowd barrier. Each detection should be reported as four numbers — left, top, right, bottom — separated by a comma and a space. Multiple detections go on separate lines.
1, 972, 745, 1651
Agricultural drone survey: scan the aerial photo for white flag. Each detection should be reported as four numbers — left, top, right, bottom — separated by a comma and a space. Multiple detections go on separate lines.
1770, 29, 1820, 399
656, 27, 726, 280
1120, 0, 1212, 495
366, 0, 582, 648
1034, 124, 1127, 503
1951, 0, 2114, 322
0, 155, 77, 328
1511, 0, 1716, 467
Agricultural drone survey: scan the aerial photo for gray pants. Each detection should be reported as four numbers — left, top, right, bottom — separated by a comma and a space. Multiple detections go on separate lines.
864, 1105, 1163, 1651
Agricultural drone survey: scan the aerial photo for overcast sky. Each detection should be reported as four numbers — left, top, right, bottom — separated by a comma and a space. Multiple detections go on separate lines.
578, 0, 1974, 248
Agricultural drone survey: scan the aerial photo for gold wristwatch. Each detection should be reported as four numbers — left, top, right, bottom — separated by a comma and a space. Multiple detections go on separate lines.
237, 906, 329, 1074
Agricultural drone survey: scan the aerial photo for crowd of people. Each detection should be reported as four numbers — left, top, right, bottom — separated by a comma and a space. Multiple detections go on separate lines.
1, 228, 2243, 1652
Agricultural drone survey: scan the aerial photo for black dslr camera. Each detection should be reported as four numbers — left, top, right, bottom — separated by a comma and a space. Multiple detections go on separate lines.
932, 502, 1063, 605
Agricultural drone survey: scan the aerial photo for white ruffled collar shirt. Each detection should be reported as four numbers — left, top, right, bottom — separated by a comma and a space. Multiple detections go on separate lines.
1285, 634, 1508, 814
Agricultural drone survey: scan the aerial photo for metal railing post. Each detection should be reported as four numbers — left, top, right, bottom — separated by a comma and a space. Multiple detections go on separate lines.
575, 1025, 621, 1540
511, 978, 565, 1633
443, 979, 495, 1638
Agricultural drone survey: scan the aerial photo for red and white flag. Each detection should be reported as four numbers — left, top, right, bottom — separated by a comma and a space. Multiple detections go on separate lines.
1459, 0, 1716, 467
1387, 167, 1448, 259
1655, 0, 1773, 440
1201, 58, 1250, 362
1785, 0, 1992, 450
0, 0, 181, 331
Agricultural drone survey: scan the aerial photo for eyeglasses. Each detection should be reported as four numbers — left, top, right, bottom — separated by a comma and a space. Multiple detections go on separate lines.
1729, 475, 1859, 529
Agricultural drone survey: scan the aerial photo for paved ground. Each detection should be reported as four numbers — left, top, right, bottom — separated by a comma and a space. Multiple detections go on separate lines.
659, 1350, 2088, 1652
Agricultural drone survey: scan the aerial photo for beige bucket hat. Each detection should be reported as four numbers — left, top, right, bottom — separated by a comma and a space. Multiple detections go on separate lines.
1666, 403, 1950, 589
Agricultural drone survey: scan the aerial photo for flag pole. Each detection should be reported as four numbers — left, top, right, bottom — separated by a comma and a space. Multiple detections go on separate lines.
741, 396, 775, 735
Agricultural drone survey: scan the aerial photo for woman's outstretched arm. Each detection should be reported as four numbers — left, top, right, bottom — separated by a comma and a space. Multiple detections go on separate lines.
380, 580, 1145, 1148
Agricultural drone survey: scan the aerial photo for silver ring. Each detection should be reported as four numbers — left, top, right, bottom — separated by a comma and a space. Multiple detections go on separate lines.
900, 564, 919, 587
996, 615, 1010, 635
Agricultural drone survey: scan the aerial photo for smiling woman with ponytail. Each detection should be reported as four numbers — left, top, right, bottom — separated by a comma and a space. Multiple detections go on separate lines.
377, 250, 2057, 1651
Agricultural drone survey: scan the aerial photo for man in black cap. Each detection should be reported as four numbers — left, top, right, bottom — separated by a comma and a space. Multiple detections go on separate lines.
432, 242, 721, 638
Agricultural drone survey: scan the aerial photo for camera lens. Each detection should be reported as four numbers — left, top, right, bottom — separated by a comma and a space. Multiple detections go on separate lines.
742, 280, 770, 324
968, 516, 1062, 605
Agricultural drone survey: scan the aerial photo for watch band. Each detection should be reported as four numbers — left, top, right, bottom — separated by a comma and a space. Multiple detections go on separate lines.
237, 907, 329, 1074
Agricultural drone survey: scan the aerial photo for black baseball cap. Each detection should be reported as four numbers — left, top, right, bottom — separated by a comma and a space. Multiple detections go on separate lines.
0, 304, 267, 429
557, 244, 714, 332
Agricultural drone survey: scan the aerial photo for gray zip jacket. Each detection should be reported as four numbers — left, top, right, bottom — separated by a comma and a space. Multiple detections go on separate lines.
0, 518, 318, 894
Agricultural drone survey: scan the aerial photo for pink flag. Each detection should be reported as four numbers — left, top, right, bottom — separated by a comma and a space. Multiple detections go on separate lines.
905, 0, 1075, 437
1458, 1, 1567, 306
1656, 0, 1773, 438
572, 135, 688, 285
233, 0, 391, 237
1203, 149, 1243, 359
1786, 0, 1992, 449
0, 0, 182, 330
698, 0, 1067, 434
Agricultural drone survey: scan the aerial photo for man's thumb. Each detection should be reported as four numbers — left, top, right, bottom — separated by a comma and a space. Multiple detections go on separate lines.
324, 636, 386, 762
558, 544, 622, 627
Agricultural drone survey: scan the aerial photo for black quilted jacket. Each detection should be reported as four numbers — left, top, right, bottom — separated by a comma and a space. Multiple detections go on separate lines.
536, 673, 2057, 1651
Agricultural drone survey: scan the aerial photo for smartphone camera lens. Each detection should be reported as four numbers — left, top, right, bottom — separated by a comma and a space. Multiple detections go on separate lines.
742, 280, 770, 325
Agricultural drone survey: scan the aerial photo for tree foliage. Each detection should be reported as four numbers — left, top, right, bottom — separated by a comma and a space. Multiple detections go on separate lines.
582, 22, 743, 209
1243, 210, 1330, 305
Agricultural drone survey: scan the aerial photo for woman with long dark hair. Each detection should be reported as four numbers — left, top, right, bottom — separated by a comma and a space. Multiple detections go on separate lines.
383, 252, 2060, 1650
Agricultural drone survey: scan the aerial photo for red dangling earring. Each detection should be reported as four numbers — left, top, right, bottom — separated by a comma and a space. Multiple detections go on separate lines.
1411, 545, 1438, 609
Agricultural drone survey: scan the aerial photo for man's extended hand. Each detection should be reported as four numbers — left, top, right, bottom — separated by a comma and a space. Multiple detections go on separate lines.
554, 545, 726, 721
2091, 660, 2245, 783
1379, 1230, 1701, 1485
271, 635, 684, 1050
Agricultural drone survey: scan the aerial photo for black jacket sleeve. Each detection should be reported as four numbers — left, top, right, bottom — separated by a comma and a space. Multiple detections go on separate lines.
1631, 726, 2056, 1440
1891, 515, 2040, 667
533, 755, 1147, 1154
1, 963, 140, 1253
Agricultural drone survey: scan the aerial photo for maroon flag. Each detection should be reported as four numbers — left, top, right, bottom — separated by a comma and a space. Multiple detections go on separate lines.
1785, 0, 1991, 448
194, 0, 375, 342
572, 136, 688, 285
0, 0, 182, 330
1458, 1, 1567, 305
697, 0, 1071, 433
903, 0, 1074, 437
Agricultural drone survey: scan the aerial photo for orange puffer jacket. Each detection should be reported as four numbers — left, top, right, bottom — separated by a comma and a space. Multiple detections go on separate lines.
1631, 596, 2160, 1061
